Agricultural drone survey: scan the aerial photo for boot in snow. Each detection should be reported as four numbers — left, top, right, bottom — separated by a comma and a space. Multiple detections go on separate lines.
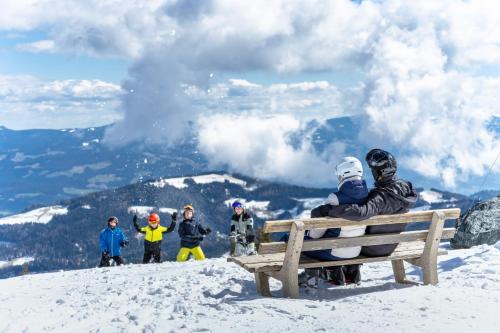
343, 264, 361, 284
325, 266, 347, 285
298, 268, 321, 289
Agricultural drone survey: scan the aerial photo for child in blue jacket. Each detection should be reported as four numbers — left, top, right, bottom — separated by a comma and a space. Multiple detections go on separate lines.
99, 216, 128, 267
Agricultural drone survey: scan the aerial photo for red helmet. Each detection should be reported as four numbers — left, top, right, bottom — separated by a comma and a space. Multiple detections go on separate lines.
148, 213, 160, 223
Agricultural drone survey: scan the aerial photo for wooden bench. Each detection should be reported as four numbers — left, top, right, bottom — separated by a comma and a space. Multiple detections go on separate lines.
228, 208, 461, 298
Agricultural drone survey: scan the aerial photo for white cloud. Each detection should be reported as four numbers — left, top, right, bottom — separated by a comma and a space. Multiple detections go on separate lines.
0, 75, 123, 129
197, 113, 344, 187
16, 39, 55, 53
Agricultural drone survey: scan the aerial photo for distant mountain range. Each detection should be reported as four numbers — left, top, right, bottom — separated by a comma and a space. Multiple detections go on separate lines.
2, 117, 498, 216
0, 171, 495, 279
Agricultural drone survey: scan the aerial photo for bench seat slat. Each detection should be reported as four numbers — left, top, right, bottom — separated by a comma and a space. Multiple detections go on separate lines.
232, 241, 446, 273
259, 228, 456, 255
262, 208, 460, 233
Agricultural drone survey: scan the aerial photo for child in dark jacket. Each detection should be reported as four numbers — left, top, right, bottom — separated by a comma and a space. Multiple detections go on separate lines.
176, 205, 212, 262
99, 216, 128, 267
133, 212, 176, 263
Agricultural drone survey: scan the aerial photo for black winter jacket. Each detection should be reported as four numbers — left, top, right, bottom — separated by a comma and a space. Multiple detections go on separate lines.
312, 178, 418, 256
178, 218, 210, 249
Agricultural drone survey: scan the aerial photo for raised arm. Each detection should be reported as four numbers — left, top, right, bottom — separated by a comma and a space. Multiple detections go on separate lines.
133, 215, 145, 233
162, 212, 177, 234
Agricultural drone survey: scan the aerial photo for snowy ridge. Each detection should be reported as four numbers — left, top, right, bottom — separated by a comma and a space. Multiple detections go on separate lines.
127, 206, 177, 217
150, 173, 248, 190
1, 243, 499, 332
0, 257, 34, 270
0, 206, 68, 225
224, 198, 284, 219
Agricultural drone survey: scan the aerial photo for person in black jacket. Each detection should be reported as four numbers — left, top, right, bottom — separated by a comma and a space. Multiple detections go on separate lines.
310, 149, 418, 281
176, 205, 212, 261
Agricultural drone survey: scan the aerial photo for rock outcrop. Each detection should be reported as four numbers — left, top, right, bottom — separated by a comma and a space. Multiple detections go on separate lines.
451, 196, 500, 249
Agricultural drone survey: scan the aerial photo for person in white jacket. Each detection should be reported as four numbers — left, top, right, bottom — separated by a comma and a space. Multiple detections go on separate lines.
300, 157, 368, 287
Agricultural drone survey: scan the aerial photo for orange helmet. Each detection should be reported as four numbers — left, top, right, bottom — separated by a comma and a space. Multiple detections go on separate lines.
183, 204, 194, 212
148, 213, 160, 223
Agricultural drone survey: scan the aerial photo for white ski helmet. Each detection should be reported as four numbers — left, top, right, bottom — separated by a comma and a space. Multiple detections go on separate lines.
335, 156, 363, 182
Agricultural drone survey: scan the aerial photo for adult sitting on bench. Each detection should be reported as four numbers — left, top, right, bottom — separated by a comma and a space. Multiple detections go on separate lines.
299, 156, 368, 288
311, 148, 418, 283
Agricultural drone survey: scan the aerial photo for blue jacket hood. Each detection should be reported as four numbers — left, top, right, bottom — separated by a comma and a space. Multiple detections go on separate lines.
338, 178, 369, 201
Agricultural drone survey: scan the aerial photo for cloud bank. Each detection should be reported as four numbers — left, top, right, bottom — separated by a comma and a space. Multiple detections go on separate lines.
3, 0, 500, 189
0, 75, 123, 129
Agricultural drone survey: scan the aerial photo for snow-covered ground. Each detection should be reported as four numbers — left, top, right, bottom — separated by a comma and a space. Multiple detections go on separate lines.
0, 205, 68, 225
1, 243, 499, 333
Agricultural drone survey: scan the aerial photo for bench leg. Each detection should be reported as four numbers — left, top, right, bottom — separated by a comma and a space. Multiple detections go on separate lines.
255, 272, 271, 297
391, 260, 407, 283
422, 257, 438, 285
282, 274, 299, 299
421, 211, 444, 286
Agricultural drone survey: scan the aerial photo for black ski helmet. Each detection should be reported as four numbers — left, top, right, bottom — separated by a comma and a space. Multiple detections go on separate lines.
365, 149, 397, 182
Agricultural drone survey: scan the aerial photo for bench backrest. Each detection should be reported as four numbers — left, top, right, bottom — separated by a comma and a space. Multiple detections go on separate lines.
259, 208, 461, 255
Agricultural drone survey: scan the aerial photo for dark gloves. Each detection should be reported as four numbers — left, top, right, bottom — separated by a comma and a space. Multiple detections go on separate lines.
133, 214, 138, 223
102, 251, 110, 260
205, 227, 212, 235
198, 236, 205, 241
246, 234, 255, 243
171, 212, 177, 221
310, 204, 331, 218
236, 234, 244, 243
120, 240, 129, 247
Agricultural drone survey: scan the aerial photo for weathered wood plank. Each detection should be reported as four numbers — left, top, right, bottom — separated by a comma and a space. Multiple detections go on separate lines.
227, 253, 285, 265
392, 259, 407, 283
242, 245, 447, 272
421, 211, 445, 285
281, 220, 305, 298
262, 208, 460, 233
258, 228, 456, 254
296, 249, 447, 269
255, 272, 271, 297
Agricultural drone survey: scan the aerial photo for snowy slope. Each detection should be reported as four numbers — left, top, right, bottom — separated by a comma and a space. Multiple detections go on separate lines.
0, 257, 33, 270
1, 243, 499, 333
0, 205, 68, 225
150, 173, 249, 190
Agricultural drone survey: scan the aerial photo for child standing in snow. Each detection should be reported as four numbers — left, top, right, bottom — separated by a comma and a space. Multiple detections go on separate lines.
99, 216, 128, 267
176, 205, 212, 262
300, 157, 368, 287
230, 201, 257, 256
133, 212, 177, 263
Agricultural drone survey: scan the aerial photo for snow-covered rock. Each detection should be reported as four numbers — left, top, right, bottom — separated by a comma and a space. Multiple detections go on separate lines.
0, 206, 68, 225
451, 196, 500, 248
1, 243, 499, 332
